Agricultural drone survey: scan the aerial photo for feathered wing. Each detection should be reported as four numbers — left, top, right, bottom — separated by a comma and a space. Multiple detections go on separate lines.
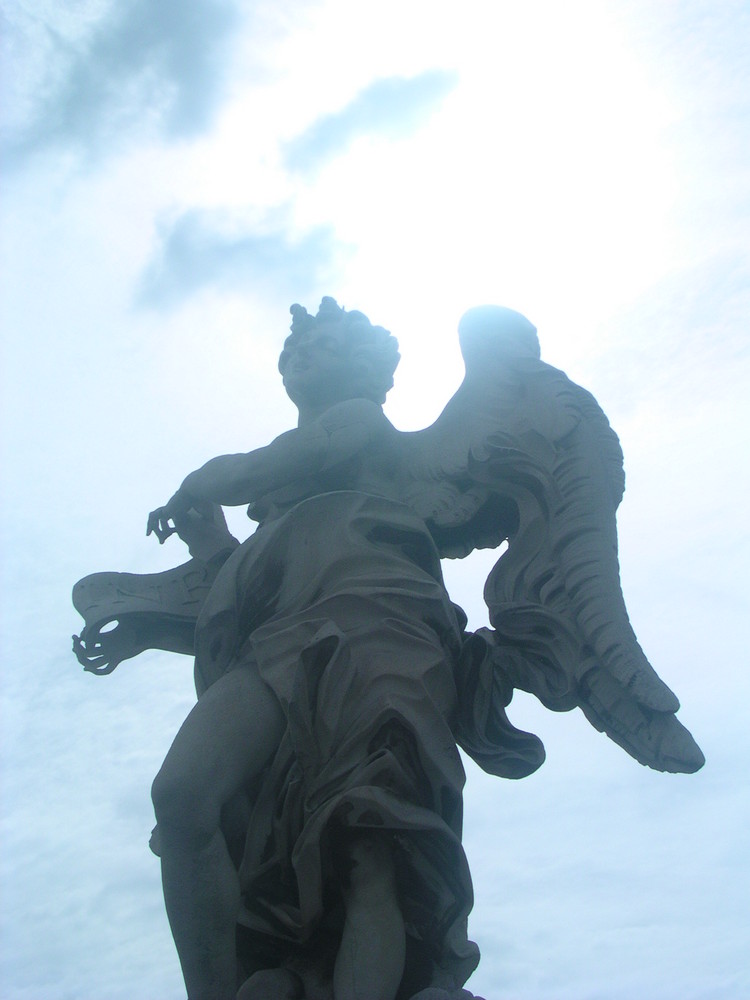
397, 306, 704, 775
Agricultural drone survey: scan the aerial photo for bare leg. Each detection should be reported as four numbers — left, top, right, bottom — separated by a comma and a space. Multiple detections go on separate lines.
151, 667, 285, 1000
333, 836, 406, 1000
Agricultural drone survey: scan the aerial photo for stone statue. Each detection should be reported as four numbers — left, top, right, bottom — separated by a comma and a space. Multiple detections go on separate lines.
72, 298, 703, 1000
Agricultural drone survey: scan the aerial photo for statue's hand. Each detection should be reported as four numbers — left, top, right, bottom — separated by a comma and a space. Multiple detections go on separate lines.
146, 489, 195, 544
147, 490, 238, 560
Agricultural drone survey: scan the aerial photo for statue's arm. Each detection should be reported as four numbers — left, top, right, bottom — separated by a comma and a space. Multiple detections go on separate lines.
184, 398, 388, 504
184, 401, 379, 502
147, 399, 390, 541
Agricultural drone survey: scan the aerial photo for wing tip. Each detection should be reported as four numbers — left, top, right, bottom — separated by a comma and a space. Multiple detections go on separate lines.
655, 725, 706, 774
628, 714, 705, 774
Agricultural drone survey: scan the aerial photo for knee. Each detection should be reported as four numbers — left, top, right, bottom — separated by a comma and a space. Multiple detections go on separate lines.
151, 763, 217, 846
342, 834, 397, 905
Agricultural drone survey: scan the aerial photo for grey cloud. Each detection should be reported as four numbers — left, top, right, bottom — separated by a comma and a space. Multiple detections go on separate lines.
138, 210, 340, 308
284, 69, 458, 173
3, 0, 240, 169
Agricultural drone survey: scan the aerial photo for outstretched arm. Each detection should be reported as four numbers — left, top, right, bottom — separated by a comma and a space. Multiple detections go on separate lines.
184, 398, 388, 504
147, 398, 390, 542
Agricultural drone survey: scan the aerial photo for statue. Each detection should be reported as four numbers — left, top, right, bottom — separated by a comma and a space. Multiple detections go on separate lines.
72, 298, 704, 1000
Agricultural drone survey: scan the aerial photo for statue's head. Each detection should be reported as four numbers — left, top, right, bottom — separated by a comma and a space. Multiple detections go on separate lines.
279, 297, 400, 409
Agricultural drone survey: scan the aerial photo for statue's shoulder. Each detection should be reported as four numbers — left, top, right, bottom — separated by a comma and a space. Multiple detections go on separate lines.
317, 398, 399, 451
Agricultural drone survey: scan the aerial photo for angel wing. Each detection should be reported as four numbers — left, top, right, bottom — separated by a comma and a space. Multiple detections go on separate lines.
397, 305, 704, 776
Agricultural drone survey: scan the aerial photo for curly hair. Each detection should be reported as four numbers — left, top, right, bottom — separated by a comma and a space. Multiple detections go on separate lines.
278, 297, 400, 405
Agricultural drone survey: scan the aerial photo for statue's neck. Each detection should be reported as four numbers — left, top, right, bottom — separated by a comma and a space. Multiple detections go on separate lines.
296, 403, 327, 427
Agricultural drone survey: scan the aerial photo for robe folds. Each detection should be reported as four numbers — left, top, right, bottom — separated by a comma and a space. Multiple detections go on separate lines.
193, 491, 481, 988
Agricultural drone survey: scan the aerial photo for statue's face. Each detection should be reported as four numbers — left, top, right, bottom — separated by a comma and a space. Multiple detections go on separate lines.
282, 322, 358, 409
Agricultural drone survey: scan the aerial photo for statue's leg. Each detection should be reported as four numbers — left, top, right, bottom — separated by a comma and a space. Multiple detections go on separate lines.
151, 666, 284, 1000
333, 834, 406, 1000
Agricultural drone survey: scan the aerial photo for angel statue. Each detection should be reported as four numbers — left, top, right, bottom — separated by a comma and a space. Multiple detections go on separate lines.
72, 297, 703, 1000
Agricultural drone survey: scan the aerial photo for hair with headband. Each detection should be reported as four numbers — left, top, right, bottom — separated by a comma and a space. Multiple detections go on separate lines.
279, 296, 400, 404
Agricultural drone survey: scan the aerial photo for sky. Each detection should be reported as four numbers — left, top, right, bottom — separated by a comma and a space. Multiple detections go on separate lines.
1, 1, 748, 997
